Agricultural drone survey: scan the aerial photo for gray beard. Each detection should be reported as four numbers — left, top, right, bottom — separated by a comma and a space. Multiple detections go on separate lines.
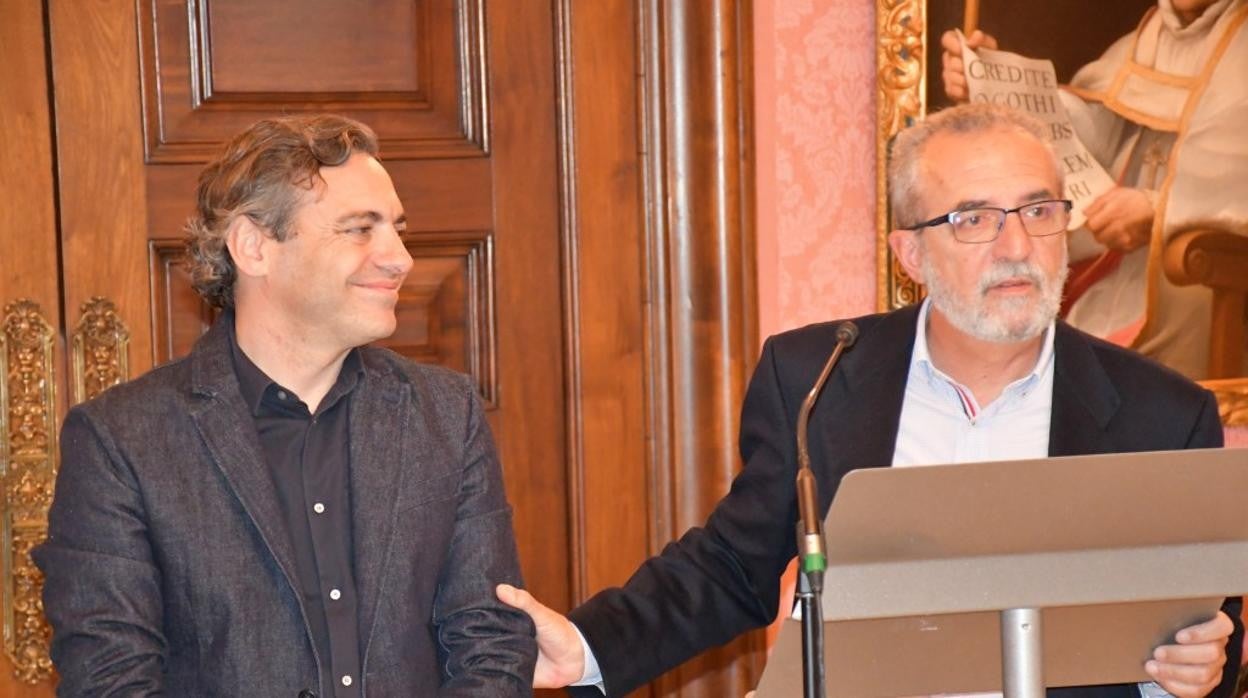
921, 250, 1068, 343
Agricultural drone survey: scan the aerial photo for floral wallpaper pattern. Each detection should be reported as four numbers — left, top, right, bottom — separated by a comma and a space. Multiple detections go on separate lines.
757, 0, 878, 340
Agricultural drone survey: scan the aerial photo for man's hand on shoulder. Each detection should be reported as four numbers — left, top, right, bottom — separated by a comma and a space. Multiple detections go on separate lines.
1145, 611, 1233, 698
496, 584, 585, 688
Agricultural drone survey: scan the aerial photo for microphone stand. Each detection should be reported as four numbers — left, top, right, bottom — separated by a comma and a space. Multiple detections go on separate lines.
794, 322, 858, 698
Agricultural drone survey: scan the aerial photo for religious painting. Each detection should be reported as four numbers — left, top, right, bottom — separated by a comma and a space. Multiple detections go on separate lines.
875, 0, 1248, 423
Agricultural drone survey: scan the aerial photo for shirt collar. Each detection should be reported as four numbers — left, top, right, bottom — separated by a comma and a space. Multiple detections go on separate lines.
226, 316, 364, 416
911, 298, 1056, 398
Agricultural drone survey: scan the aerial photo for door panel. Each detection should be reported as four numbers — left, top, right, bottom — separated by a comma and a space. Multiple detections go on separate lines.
138, 0, 487, 161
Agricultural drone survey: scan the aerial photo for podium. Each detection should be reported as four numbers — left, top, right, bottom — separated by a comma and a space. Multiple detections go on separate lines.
756, 447, 1248, 697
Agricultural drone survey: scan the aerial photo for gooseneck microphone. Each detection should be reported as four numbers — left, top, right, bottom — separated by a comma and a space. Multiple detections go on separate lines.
794, 320, 859, 698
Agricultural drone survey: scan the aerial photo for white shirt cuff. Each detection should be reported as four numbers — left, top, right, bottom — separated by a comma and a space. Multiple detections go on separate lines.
571, 623, 606, 693
1137, 681, 1173, 698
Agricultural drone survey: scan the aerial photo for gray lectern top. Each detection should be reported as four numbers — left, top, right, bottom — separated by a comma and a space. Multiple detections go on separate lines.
756, 447, 1248, 697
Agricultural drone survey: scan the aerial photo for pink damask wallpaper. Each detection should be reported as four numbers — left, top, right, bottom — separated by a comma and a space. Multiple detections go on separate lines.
755, 0, 881, 647
755, 0, 879, 341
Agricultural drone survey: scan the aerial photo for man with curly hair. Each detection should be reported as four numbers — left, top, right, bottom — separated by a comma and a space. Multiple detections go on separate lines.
34, 114, 535, 696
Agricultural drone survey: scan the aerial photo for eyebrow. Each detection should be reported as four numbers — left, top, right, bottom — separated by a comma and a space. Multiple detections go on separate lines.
951, 189, 1057, 211
950, 199, 992, 212
334, 210, 407, 226
335, 211, 382, 225
1016, 188, 1056, 205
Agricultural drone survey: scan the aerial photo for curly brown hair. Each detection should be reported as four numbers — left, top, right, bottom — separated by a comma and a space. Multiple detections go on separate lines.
185, 114, 380, 308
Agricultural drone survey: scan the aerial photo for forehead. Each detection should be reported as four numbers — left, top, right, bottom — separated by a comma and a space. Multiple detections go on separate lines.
304, 152, 400, 209
917, 127, 1060, 211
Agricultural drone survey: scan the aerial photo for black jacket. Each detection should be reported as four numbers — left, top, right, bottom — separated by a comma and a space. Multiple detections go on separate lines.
34, 316, 536, 696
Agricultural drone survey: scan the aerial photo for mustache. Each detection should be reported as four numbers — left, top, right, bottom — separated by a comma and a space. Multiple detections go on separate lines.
977, 260, 1047, 295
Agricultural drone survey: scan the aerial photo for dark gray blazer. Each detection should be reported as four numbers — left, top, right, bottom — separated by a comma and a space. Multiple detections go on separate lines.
569, 304, 1243, 697
33, 318, 535, 696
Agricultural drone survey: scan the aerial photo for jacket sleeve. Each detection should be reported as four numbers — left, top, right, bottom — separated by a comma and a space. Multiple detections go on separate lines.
32, 407, 167, 696
431, 377, 536, 696
567, 337, 800, 696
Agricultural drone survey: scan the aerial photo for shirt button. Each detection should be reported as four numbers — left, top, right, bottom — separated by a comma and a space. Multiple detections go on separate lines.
277, 390, 288, 401
330, 588, 341, 601
341, 675, 352, 687
313, 502, 325, 514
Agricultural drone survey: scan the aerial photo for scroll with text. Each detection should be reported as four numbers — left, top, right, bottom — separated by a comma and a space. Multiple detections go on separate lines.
958, 31, 1115, 229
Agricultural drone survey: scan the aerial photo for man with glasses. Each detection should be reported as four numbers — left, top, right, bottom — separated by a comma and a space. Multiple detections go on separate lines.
941, 0, 1248, 380
496, 102, 1242, 698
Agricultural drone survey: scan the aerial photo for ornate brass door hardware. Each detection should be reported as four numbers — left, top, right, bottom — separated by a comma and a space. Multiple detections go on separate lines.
71, 298, 130, 405
0, 300, 56, 684
0, 297, 130, 684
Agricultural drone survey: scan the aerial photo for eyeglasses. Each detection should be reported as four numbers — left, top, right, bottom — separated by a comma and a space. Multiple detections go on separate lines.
909, 199, 1073, 244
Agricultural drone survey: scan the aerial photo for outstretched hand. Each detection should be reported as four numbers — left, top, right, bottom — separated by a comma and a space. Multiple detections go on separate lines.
497, 583, 586, 688
1145, 611, 1234, 698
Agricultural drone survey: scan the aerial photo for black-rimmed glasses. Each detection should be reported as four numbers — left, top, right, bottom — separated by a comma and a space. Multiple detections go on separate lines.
909, 199, 1073, 244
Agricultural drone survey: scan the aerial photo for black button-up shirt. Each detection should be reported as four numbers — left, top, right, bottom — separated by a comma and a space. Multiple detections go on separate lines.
230, 332, 363, 697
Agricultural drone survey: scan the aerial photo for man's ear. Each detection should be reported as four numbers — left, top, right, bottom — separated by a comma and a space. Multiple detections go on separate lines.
224, 215, 273, 279
888, 228, 926, 285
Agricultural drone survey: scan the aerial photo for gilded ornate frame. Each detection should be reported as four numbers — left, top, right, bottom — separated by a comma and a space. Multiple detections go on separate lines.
873, 0, 1248, 426
874, 0, 925, 314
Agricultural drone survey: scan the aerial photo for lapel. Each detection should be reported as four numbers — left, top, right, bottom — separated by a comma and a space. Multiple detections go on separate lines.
347, 352, 411, 650
1048, 322, 1122, 456
187, 317, 303, 594
818, 305, 920, 487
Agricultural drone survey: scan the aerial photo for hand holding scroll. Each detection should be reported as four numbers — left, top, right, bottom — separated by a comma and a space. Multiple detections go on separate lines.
941, 29, 999, 102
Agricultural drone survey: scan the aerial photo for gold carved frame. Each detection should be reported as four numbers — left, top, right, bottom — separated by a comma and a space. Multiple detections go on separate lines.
874, 0, 925, 314
872, 0, 1248, 426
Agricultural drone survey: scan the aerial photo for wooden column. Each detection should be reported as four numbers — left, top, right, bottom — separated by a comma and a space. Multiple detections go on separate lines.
642, 1, 762, 695
548, 0, 759, 692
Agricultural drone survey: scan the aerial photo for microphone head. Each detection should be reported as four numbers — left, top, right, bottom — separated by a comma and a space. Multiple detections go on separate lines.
835, 321, 859, 347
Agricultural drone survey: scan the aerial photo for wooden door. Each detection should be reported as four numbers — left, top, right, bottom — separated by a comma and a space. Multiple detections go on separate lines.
2, 0, 569, 693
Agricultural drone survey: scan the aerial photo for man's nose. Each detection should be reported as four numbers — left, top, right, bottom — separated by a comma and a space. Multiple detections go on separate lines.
992, 210, 1034, 260
376, 226, 414, 275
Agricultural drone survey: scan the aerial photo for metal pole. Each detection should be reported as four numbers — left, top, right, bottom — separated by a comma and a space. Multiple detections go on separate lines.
1000, 607, 1044, 698
796, 569, 825, 698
